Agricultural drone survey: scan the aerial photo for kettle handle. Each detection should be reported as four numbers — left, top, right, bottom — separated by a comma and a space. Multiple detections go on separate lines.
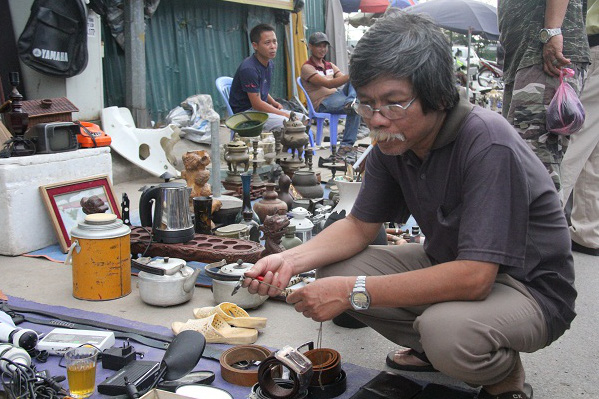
64, 240, 79, 266
131, 258, 166, 276
139, 185, 160, 227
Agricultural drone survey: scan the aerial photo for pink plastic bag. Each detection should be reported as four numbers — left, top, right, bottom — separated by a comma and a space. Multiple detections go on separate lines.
546, 68, 585, 135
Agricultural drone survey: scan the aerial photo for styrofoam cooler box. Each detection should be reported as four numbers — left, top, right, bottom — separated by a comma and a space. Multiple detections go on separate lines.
0, 147, 112, 255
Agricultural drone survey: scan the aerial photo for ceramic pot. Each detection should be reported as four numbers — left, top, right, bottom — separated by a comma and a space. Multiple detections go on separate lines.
253, 183, 288, 223
292, 171, 323, 199
276, 173, 294, 210
214, 224, 250, 240
259, 132, 276, 165
281, 225, 303, 249
212, 195, 242, 225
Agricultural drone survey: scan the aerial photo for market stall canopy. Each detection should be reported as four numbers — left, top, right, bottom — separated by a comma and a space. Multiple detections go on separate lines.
403, 0, 499, 40
341, 0, 417, 13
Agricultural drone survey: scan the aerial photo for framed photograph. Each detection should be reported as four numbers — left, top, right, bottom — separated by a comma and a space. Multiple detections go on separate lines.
40, 175, 121, 253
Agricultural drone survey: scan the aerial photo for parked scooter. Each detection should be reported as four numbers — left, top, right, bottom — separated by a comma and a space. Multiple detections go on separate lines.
478, 58, 504, 89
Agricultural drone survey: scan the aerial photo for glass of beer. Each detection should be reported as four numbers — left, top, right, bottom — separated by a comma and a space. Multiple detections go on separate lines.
65, 346, 99, 398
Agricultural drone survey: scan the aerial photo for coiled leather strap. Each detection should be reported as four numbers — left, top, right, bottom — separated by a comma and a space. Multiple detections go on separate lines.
304, 348, 342, 386
219, 345, 272, 387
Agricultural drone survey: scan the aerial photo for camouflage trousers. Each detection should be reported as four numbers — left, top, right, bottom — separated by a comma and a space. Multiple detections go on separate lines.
503, 63, 587, 191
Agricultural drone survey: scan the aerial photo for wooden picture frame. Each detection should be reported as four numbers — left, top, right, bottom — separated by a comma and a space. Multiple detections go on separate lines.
40, 175, 121, 253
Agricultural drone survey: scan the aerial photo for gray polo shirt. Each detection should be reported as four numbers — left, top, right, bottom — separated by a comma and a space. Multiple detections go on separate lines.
352, 99, 576, 344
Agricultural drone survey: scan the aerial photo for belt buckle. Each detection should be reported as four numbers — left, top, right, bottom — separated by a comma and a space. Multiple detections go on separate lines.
274, 345, 312, 376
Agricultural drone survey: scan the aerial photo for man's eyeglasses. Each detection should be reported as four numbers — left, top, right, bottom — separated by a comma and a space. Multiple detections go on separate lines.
352, 97, 416, 120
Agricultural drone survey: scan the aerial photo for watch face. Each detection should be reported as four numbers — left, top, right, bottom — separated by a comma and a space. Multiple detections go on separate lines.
352, 293, 369, 308
540, 30, 549, 42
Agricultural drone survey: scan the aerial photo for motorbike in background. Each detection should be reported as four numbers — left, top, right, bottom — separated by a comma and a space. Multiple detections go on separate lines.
478, 58, 504, 89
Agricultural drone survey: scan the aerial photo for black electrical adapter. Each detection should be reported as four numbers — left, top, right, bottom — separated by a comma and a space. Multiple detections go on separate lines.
102, 344, 136, 370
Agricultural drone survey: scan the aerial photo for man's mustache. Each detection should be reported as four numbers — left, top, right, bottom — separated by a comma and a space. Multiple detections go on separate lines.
370, 129, 407, 142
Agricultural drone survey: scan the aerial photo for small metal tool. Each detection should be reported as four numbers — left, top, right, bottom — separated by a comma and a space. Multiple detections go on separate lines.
231, 275, 282, 296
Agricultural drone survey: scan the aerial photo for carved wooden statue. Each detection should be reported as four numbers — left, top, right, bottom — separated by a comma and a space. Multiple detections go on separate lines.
260, 214, 290, 258
81, 195, 109, 214
182, 150, 212, 207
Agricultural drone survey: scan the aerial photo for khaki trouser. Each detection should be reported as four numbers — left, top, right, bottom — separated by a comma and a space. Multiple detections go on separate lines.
561, 46, 599, 248
317, 244, 548, 386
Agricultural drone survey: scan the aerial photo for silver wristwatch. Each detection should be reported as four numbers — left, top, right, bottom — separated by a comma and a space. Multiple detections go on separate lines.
350, 276, 370, 310
539, 28, 562, 44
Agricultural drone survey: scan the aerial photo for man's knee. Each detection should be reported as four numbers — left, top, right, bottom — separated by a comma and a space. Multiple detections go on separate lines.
414, 304, 502, 383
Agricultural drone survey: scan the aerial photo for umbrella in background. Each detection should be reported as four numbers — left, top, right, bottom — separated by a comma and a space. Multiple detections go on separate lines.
341, 0, 417, 13
403, 0, 498, 40
404, 0, 499, 96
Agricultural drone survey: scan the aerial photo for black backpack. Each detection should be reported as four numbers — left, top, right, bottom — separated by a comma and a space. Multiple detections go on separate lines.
17, 0, 88, 77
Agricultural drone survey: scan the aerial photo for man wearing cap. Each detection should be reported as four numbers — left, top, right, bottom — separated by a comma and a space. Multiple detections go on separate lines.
301, 32, 362, 155
229, 23, 306, 132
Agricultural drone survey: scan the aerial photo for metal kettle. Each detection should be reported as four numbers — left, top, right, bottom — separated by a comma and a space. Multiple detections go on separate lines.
139, 182, 195, 243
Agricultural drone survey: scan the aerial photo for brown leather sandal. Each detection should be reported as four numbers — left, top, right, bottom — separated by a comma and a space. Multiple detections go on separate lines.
385, 347, 438, 372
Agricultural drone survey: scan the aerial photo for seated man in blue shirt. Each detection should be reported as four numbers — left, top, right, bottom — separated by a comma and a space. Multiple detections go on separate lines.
229, 23, 305, 132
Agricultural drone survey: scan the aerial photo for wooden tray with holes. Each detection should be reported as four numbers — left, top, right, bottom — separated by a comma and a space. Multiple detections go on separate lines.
130, 226, 264, 263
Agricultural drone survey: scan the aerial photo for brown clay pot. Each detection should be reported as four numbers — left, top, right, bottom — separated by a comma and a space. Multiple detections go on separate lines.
253, 182, 288, 223
292, 171, 323, 199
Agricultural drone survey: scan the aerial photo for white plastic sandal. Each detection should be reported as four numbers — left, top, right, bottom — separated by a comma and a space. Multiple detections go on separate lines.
171, 314, 258, 344
193, 302, 267, 329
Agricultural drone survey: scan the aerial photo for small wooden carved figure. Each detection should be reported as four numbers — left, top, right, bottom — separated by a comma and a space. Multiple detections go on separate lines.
182, 150, 212, 206
260, 214, 290, 258
81, 195, 109, 214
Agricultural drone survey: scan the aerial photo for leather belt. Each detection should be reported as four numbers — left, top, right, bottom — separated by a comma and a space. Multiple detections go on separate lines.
219, 345, 271, 387
308, 369, 347, 399
251, 379, 309, 399
304, 348, 342, 386
257, 346, 313, 399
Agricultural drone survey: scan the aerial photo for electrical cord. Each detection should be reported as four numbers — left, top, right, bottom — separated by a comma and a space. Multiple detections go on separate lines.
0, 356, 68, 399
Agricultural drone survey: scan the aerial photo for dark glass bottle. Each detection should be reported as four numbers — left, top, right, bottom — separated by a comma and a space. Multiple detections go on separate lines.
240, 172, 260, 242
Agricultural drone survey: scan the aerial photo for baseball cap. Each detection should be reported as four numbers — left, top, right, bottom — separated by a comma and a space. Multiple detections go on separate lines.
309, 32, 330, 45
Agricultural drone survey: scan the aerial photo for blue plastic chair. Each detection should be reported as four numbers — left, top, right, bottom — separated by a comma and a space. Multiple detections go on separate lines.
296, 76, 346, 149
215, 76, 235, 140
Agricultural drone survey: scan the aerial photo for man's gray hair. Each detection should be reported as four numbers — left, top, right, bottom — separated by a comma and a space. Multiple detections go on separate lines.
349, 9, 459, 113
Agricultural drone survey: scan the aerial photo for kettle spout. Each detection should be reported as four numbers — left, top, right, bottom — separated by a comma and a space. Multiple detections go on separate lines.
184, 267, 202, 293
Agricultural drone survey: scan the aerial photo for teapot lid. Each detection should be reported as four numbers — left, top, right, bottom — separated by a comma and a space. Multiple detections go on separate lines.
147, 257, 186, 275
290, 207, 310, 219
220, 259, 254, 276
227, 138, 247, 148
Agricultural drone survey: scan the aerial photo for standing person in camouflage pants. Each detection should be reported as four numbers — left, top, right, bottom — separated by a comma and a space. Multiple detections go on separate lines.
499, 0, 590, 191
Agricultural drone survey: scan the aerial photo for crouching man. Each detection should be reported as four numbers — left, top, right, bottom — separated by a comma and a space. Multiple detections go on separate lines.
244, 10, 574, 399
